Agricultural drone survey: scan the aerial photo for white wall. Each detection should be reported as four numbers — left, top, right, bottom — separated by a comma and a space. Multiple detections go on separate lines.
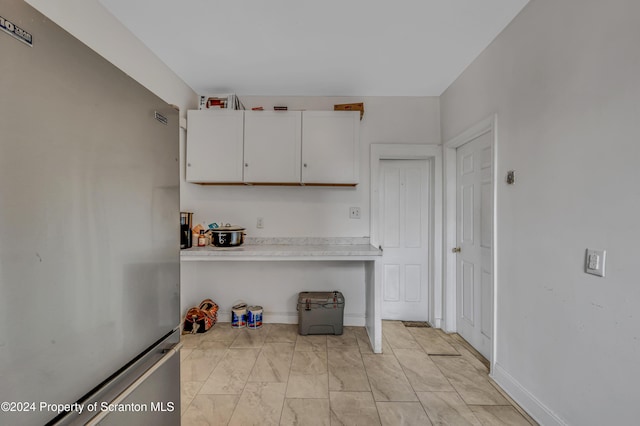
182, 96, 440, 236
25, 0, 197, 114
440, 0, 640, 425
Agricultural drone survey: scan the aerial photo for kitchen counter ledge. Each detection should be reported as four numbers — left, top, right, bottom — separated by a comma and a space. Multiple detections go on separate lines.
180, 237, 382, 261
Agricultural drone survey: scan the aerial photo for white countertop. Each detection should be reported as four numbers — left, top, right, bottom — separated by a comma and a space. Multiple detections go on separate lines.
180, 237, 382, 261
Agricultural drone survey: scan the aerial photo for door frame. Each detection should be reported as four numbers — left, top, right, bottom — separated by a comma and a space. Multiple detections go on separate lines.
370, 144, 442, 328
443, 114, 498, 366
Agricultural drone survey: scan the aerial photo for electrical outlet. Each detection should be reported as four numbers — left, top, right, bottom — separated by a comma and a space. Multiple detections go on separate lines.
349, 207, 361, 219
256, 217, 264, 228
585, 249, 606, 277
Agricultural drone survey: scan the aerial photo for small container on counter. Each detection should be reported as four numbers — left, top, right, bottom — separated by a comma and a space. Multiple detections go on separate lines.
197, 230, 206, 247
180, 212, 193, 249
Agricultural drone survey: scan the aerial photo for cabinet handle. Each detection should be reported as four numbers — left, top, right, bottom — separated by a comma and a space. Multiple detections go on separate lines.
187, 163, 191, 167
245, 163, 248, 167
303, 163, 308, 168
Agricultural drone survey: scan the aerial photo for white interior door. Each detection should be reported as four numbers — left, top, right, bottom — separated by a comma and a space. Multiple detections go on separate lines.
456, 131, 493, 360
379, 159, 430, 321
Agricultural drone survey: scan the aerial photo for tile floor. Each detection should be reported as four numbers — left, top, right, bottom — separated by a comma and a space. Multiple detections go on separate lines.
180, 321, 536, 425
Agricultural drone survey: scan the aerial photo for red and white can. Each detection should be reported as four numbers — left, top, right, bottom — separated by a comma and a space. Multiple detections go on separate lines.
247, 306, 263, 329
231, 303, 247, 328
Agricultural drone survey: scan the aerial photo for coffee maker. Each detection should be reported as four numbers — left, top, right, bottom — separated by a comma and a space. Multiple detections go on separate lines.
180, 212, 193, 249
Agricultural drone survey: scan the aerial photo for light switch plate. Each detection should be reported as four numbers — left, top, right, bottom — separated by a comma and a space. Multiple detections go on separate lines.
349, 207, 361, 219
585, 249, 606, 277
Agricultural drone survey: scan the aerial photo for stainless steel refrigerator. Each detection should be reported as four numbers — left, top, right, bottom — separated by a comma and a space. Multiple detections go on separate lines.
0, 1, 181, 424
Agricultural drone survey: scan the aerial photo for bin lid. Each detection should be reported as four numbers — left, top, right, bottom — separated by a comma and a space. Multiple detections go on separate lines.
298, 291, 344, 304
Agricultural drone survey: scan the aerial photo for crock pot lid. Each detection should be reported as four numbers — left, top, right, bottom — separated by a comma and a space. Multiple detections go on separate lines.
212, 225, 245, 232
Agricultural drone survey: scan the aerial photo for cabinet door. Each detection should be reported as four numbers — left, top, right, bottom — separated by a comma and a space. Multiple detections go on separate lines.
186, 110, 244, 183
243, 111, 302, 183
301, 111, 360, 185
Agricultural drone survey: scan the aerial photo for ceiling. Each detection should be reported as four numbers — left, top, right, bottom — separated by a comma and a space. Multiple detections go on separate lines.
98, 0, 528, 97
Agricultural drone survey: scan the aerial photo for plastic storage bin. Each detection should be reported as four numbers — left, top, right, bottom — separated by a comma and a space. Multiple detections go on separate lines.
297, 291, 345, 335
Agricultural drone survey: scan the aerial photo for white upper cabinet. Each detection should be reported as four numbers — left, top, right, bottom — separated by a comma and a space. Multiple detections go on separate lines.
301, 111, 360, 185
243, 111, 302, 183
186, 110, 244, 183
186, 109, 360, 185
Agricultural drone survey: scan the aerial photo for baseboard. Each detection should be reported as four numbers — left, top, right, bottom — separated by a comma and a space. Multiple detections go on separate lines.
216, 310, 366, 327
491, 362, 567, 426
216, 311, 296, 324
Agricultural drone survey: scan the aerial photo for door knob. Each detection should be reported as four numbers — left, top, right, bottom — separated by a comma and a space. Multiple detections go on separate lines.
452, 247, 461, 253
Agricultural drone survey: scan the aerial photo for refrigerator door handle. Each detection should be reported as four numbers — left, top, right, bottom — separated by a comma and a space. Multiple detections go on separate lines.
84, 342, 183, 426
162, 342, 183, 354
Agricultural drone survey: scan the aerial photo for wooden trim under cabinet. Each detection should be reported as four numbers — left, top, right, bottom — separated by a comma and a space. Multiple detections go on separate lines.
193, 182, 357, 187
